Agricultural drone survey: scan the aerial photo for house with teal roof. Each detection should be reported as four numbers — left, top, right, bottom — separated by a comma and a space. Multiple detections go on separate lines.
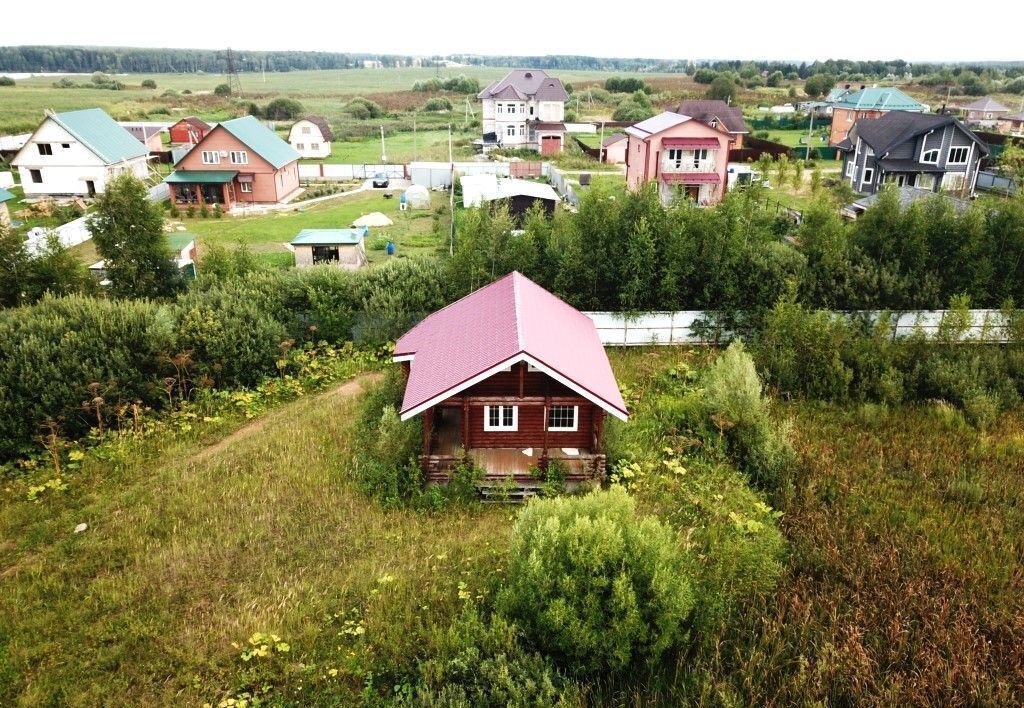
0, 187, 15, 226
11, 108, 151, 198
165, 115, 301, 209
828, 87, 926, 146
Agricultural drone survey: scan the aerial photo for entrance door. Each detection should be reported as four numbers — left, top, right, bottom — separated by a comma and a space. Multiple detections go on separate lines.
85, 180, 96, 197
541, 135, 561, 155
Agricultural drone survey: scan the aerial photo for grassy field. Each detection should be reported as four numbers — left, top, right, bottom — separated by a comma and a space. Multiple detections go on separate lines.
68, 190, 446, 267
311, 129, 476, 164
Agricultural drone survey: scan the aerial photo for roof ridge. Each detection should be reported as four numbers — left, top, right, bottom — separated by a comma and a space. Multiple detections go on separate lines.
512, 272, 524, 351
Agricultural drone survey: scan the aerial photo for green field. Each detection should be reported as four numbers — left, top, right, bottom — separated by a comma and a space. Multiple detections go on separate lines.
311, 129, 476, 164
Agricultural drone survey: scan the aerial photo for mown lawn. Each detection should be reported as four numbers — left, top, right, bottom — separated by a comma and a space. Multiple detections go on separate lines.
167, 191, 445, 266
310, 130, 477, 164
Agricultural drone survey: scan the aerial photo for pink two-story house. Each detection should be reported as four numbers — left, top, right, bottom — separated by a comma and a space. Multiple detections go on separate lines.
625, 112, 730, 206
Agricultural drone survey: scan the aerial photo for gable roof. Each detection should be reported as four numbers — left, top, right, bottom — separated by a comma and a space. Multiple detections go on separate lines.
625, 111, 691, 140
1004, 112, 1024, 122
215, 116, 300, 169
853, 111, 989, 156
172, 116, 211, 131
602, 133, 627, 147
674, 100, 749, 134
477, 70, 568, 102
22, 108, 149, 164
394, 272, 628, 421
833, 87, 924, 112
295, 115, 334, 142
963, 96, 1009, 113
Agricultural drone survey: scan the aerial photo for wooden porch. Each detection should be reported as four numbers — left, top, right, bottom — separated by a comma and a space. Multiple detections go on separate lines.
420, 405, 606, 485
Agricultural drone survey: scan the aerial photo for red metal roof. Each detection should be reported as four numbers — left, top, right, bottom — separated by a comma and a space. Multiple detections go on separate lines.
661, 137, 721, 148
394, 272, 628, 421
660, 172, 721, 184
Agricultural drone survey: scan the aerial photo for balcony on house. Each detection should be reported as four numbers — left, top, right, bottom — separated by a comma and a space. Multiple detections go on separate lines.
659, 137, 721, 174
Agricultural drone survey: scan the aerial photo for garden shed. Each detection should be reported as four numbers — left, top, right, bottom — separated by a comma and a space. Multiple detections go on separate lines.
291, 228, 368, 269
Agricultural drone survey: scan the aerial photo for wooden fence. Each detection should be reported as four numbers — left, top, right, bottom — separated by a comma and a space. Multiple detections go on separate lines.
729, 136, 795, 163
585, 310, 1017, 346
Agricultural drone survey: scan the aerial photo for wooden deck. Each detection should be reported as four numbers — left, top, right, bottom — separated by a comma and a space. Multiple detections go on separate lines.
423, 407, 604, 483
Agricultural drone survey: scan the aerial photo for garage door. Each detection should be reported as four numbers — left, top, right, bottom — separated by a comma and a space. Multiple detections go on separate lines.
541, 136, 561, 155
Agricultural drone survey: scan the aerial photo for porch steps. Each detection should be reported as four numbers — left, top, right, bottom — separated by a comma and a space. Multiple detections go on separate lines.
476, 481, 545, 504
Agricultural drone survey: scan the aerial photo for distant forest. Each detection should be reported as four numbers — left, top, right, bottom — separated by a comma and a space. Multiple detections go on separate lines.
1, 46, 1023, 78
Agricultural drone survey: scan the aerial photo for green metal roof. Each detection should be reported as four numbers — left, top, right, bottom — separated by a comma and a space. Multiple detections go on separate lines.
167, 233, 196, 251
164, 170, 238, 184
50, 108, 149, 164
291, 228, 366, 246
219, 115, 300, 169
0, 188, 14, 203
833, 88, 924, 112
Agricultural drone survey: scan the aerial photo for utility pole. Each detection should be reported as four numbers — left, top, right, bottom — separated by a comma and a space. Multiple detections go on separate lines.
413, 115, 417, 161
448, 124, 455, 256
597, 121, 605, 163
379, 125, 387, 163
804, 109, 815, 163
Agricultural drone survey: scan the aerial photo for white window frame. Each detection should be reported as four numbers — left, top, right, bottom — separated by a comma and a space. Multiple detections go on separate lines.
519, 124, 525, 136
506, 125, 516, 137
295, 143, 304, 150
921, 149, 939, 164
483, 405, 518, 432
862, 167, 874, 185
239, 181, 253, 193
497, 103, 503, 114
201, 150, 220, 165
301, 126, 311, 134
311, 143, 319, 150
947, 146, 969, 165
845, 160, 854, 177
229, 151, 248, 165
547, 405, 578, 432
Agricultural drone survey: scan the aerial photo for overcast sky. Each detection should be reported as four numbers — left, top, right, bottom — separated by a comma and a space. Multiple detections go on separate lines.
2, 0, 1021, 63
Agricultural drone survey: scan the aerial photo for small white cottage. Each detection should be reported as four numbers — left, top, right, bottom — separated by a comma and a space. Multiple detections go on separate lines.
288, 116, 333, 159
12, 108, 150, 198
291, 228, 367, 269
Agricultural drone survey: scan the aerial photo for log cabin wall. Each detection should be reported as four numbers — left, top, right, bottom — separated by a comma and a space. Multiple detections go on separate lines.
466, 400, 595, 449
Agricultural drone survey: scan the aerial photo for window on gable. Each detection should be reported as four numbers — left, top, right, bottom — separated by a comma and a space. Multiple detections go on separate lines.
302, 126, 311, 134
61, 143, 70, 149
547, 405, 578, 432
484, 405, 517, 431
922, 149, 939, 164
948, 146, 969, 164
229, 151, 248, 165
497, 103, 503, 114
37, 143, 52, 156
201, 150, 220, 165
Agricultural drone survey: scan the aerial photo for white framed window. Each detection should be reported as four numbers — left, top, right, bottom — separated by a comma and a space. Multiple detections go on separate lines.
240, 182, 252, 193
692, 148, 708, 168
497, 103, 503, 114
519, 125, 525, 136
229, 151, 248, 165
311, 143, 319, 150
296, 143, 304, 150
302, 126, 311, 134
922, 149, 939, 164
862, 167, 874, 185
484, 405, 517, 431
667, 148, 684, 167
547, 405, 578, 432
506, 125, 516, 137
942, 173, 967, 191
947, 146, 969, 164
845, 160, 854, 177
917, 174, 936, 190
37, 143, 52, 156
201, 150, 220, 165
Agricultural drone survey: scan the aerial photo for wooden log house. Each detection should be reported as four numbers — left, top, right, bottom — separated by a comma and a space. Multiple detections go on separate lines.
393, 272, 628, 485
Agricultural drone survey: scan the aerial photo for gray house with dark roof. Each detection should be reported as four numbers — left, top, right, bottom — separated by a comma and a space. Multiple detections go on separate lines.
837, 111, 988, 196
477, 70, 568, 154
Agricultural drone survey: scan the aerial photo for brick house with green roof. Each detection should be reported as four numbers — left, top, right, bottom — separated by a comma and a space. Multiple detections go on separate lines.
11, 108, 150, 198
166, 116, 301, 209
829, 87, 926, 146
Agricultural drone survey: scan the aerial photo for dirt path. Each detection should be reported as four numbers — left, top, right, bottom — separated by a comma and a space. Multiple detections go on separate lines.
192, 372, 382, 463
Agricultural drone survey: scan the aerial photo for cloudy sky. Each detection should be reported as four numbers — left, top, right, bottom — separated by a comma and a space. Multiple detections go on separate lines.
1, 0, 1021, 63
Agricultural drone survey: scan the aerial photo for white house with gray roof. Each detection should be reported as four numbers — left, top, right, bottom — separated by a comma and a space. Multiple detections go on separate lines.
12, 108, 150, 198
477, 70, 568, 154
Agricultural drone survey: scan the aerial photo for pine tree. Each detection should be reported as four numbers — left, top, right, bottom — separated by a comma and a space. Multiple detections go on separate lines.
0, 222, 29, 307
619, 216, 656, 312
88, 173, 182, 299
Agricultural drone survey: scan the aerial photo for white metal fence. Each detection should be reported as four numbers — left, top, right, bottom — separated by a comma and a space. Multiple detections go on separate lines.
299, 164, 406, 180
410, 161, 514, 189
548, 167, 581, 208
585, 310, 1017, 346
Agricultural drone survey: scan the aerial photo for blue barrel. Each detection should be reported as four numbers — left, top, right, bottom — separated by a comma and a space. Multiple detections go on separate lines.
386, 241, 395, 256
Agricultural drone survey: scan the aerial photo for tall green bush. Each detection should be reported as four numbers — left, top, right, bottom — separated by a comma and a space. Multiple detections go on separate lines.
497, 487, 694, 673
